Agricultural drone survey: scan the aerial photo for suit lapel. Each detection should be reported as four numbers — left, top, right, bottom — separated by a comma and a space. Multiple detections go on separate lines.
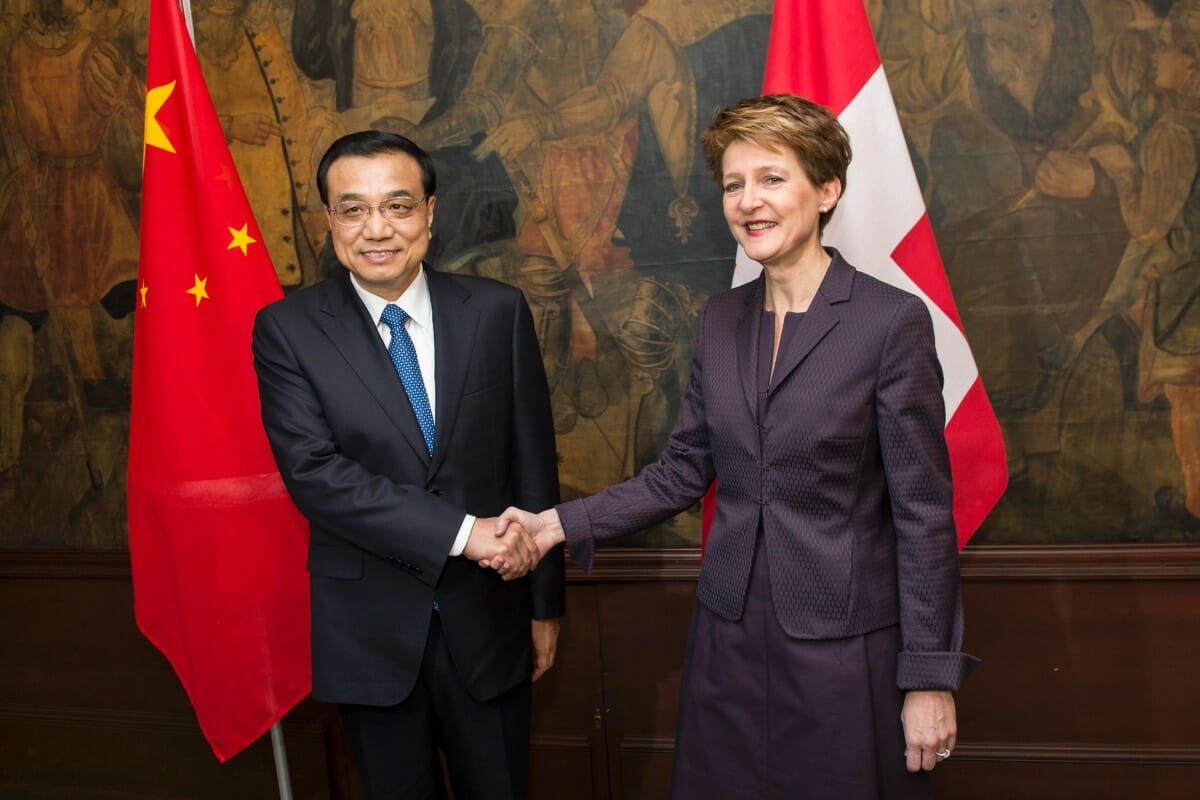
426, 268, 479, 477
735, 276, 764, 420
318, 272, 432, 464
766, 252, 853, 396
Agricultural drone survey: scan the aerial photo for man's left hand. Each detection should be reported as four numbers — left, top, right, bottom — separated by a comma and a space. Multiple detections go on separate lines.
531, 618, 560, 682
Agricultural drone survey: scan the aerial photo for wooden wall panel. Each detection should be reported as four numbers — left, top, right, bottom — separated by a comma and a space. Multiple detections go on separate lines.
3, 545, 1200, 798
957, 579, 1200, 744
933, 760, 1200, 800
0, 708, 332, 800
593, 581, 695, 800
0, 560, 348, 799
529, 585, 608, 800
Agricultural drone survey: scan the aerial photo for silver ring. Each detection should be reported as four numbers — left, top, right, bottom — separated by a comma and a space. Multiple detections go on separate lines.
935, 749, 951, 760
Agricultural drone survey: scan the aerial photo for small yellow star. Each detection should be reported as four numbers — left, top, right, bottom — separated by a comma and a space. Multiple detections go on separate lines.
186, 274, 210, 307
227, 223, 257, 256
144, 81, 177, 156
139, 282, 149, 308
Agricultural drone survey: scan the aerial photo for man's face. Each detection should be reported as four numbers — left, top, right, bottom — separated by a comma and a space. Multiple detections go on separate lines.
324, 152, 435, 301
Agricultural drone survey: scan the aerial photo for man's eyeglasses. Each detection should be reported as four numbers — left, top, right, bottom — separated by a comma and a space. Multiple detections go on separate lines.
327, 196, 428, 226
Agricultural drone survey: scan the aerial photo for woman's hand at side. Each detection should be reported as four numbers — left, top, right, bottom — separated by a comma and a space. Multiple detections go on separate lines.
901, 690, 957, 772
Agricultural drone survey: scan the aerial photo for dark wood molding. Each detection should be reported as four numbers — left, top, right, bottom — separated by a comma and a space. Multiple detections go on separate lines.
566, 548, 703, 581
0, 702, 326, 738
0, 703, 200, 731
617, 736, 676, 753
953, 742, 1200, 765
530, 733, 593, 751
4, 542, 1200, 582
0, 550, 131, 579
567, 543, 1200, 582
958, 544, 1200, 581
602, 737, 1200, 765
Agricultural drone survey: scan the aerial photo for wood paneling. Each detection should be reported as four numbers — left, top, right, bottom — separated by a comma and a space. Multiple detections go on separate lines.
3, 544, 1199, 797
595, 582, 695, 800
529, 586, 608, 800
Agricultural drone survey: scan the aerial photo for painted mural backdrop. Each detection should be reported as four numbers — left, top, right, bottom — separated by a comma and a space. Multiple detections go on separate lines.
0, 0, 1195, 547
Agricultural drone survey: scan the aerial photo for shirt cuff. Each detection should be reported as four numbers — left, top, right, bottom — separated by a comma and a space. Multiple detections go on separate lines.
450, 514, 476, 557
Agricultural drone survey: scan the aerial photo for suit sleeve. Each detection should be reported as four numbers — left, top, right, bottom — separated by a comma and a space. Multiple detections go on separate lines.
876, 296, 979, 690
508, 290, 565, 619
252, 305, 462, 585
558, 304, 716, 572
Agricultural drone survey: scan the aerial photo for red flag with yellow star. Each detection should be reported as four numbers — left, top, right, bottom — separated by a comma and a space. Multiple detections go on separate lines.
128, 0, 310, 762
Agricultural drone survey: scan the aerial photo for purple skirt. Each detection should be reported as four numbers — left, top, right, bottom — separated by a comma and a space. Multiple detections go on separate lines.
670, 533, 931, 800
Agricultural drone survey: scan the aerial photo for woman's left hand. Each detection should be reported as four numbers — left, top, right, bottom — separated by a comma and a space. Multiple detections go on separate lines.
900, 690, 957, 772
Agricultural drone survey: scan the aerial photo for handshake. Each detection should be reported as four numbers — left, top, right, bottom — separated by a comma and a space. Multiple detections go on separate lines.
463, 507, 567, 580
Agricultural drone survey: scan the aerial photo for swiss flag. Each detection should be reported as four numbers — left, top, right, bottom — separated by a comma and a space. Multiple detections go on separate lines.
705, 0, 1007, 549
127, 0, 311, 761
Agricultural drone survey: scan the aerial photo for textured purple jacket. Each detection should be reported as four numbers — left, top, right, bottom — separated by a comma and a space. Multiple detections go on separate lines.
558, 250, 978, 690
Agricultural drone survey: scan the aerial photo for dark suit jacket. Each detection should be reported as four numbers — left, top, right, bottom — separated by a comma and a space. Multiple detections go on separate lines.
252, 267, 564, 706
558, 249, 976, 690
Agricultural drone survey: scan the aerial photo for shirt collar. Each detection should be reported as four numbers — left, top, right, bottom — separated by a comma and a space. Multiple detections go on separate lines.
349, 266, 433, 331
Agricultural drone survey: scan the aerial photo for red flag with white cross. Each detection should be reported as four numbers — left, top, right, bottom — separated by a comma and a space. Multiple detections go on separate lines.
704, 0, 1008, 549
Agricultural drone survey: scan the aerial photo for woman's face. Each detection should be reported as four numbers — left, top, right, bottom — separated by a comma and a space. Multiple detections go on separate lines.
720, 139, 840, 271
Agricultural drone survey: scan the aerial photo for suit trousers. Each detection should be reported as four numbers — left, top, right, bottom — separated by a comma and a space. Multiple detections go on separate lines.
338, 611, 532, 800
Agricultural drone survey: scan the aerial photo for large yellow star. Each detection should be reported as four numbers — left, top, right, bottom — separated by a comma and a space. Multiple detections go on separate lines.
186, 274, 210, 307
139, 281, 149, 308
227, 223, 257, 256
144, 81, 177, 155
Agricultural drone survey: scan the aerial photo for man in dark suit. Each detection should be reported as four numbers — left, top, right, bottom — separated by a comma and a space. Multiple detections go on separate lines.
252, 130, 563, 800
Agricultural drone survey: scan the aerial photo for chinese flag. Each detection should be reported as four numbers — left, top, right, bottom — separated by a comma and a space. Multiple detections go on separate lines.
128, 0, 310, 762
704, 0, 1008, 550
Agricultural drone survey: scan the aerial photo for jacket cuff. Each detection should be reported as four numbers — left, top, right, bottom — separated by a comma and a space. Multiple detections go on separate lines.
897, 651, 981, 691
557, 498, 595, 574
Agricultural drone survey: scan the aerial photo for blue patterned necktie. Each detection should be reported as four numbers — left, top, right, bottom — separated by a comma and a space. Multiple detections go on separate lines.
380, 304, 435, 455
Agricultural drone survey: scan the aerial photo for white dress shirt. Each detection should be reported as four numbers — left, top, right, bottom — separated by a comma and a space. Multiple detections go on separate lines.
350, 268, 475, 556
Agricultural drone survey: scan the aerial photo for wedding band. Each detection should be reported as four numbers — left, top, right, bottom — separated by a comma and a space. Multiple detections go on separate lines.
935, 749, 951, 759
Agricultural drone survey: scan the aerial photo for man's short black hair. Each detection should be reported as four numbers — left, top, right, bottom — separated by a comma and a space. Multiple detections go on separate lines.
316, 130, 437, 206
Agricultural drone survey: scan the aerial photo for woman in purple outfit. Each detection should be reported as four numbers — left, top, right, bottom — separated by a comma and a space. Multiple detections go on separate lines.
497, 94, 978, 799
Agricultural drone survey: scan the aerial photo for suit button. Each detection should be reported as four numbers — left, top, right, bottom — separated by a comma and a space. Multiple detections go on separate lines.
431, 489, 442, 496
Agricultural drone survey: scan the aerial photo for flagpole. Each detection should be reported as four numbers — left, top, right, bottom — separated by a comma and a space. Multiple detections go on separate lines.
269, 723, 294, 800
178, 0, 195, 44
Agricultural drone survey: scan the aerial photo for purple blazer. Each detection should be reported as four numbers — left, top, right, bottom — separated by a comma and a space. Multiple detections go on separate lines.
558, 249, 977, 690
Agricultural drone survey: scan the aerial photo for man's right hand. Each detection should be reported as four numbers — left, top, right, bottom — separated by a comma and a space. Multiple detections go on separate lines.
464, 516, 538, 580
494, 507, 566, 562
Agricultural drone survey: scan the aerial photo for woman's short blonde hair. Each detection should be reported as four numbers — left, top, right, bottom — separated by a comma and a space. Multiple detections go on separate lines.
701, 94, 852, 232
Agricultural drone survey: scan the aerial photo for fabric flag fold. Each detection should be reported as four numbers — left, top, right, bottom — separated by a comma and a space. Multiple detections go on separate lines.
708, 0, 1007, 549
128, 0, 310, 762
